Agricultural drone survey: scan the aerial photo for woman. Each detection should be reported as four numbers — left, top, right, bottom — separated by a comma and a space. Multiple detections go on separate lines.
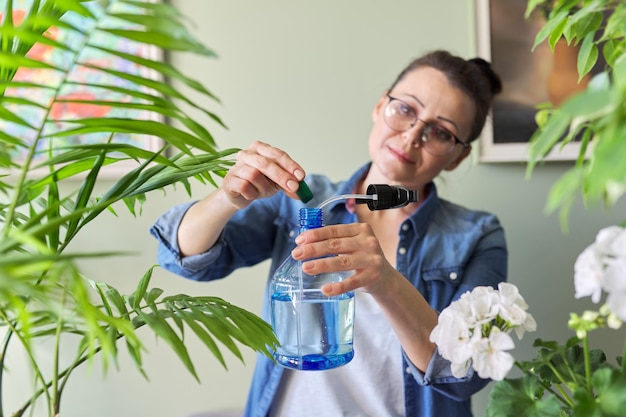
151, 50, 506, 417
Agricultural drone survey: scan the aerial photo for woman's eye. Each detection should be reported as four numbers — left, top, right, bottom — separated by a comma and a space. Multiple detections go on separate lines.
431, 126, 453, 142
399, 103, 414, 117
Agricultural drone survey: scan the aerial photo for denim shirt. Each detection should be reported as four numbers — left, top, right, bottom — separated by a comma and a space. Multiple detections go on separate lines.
150, 163, 508, 417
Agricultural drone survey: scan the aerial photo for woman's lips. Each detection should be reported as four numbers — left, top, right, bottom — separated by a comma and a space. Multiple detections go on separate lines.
387, 145, 416, 164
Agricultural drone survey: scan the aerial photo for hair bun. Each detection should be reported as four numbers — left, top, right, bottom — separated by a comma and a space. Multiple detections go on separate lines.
469, 57, 503, 96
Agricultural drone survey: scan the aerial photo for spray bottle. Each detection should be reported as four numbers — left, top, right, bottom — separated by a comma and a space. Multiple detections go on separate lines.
270, 183, 418, 370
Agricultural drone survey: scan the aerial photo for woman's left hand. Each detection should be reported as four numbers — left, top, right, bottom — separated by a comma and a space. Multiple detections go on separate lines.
291, 223, 396, 296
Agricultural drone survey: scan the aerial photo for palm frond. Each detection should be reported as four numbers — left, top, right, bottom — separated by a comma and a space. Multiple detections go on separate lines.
0, 1, 275, 416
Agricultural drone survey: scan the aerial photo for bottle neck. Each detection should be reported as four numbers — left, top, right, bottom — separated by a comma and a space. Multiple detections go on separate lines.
299, 207, 323, 232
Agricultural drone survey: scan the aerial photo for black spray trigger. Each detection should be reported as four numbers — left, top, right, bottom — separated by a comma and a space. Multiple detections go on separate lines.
360, 184, 418, 211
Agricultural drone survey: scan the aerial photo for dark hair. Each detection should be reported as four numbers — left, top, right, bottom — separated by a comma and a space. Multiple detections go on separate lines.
388, 50, 502, 143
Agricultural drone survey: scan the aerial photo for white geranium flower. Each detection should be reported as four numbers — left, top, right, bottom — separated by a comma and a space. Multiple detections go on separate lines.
574, 245, 605, 303
606, 292, 626, 322
608, 227, 626, 256
431, 284, 535, 382
496, 282, 536, 339
471, 327, 515, 381
603, 257, 626, 321
451, 359, 471, 379
603, 257, 626, 293
430, 308, 474, 363
516, 311, 537, 340
497, 283, 528, 309
466, 286, 500, 326
595, 226, 624, 255
446, 293, 475, 327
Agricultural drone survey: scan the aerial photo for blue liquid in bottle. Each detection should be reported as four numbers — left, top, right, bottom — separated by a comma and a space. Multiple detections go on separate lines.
270, 208, 355, 370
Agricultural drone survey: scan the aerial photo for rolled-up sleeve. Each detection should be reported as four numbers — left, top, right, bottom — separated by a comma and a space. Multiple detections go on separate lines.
404, 348, 489, 402
149, 201, 226, 280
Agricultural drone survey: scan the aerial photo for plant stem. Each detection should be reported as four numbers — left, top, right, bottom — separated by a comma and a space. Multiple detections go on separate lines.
522, 360, 574, 408
554, 383, 575, 408
16, 319, 147, 416
0, 328, 13, 417
15, 341, 103, 417
583, 335, 592, 393
51, 290, 68, 416
0, 311, 51, 414
622, 336, 626, 374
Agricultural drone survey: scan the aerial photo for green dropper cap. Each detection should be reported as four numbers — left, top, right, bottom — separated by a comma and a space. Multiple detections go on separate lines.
296, 180, 313, 203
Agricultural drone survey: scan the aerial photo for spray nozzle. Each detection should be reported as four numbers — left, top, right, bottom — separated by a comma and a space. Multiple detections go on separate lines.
356, 184, 418, 210
314, 184, 418, 211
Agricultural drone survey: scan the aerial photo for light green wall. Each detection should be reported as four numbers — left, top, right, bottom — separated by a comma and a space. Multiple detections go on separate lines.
8, 1, 625, 416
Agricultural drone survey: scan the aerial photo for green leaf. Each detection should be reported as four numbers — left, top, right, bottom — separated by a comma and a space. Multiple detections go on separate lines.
91, 280, 114, 316
0, 24, 76, 54
599, 4, 626, 42
0, 51, 62, 71
44, 118, 213, 155
86, 45, 220, 102
101, 28, 214, 56
577, 33, 599, 81
137, 310, 198, 381
129, 151, 237, 196
574, 368, 626, 417
132, 266, 154, 309
144, 287, 164, 305
602, 39, 619, 67
545, 166, 583, 215
172, 305, 228, 369
34, 143, 173, 168
585, 123, 626, 205
526, 112, 572, 174
613, 54, 626, 92
525, 0, 547, 19
533, 11, 569, 51
0, 105, 37, 128
190, 305, 245, 362
74, 63, 224, 133
486, 376, 564, 417
125, 337, 148, 381
65, 148, 107, 241
560, 90, 613, 118
569, 10, 603, 41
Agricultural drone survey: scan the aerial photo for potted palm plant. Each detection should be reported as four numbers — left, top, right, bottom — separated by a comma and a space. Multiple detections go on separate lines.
0, 1, 277, 416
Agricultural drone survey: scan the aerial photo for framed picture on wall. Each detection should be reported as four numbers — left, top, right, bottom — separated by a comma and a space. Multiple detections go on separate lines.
475, 0, 589, 163
0, 0, 164, 178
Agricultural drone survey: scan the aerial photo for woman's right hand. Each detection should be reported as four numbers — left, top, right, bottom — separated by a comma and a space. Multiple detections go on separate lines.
177, 141, 306, 257
221, 141, 306, 210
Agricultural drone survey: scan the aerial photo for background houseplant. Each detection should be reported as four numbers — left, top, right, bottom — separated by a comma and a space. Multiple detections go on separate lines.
432, 1, 626, 416
0, 1, 277, 416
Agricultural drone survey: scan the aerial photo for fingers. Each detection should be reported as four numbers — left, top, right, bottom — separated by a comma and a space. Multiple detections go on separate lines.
222, 141, 306, 207
293, 223, 379, 261
292, 223, 388, 295
240, 141, 305, 193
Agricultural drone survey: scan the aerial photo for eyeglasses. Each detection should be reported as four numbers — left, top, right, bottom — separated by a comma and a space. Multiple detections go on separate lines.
383, 94, 469, 156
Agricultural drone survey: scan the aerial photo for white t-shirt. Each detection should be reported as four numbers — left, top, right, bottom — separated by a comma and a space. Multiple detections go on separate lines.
269, 289, 404, 417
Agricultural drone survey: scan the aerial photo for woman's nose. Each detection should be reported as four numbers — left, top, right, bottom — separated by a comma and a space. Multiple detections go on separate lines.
402, 121, 426, 148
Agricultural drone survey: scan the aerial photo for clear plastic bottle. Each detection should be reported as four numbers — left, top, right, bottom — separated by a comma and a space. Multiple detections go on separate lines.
270, 207, 355, 370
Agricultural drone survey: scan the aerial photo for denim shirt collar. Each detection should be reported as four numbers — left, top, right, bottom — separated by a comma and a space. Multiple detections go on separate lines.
406, 182, 439, 238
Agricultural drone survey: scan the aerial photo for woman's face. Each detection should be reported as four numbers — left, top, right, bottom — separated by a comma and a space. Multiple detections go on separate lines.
368, 66, 475, 190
